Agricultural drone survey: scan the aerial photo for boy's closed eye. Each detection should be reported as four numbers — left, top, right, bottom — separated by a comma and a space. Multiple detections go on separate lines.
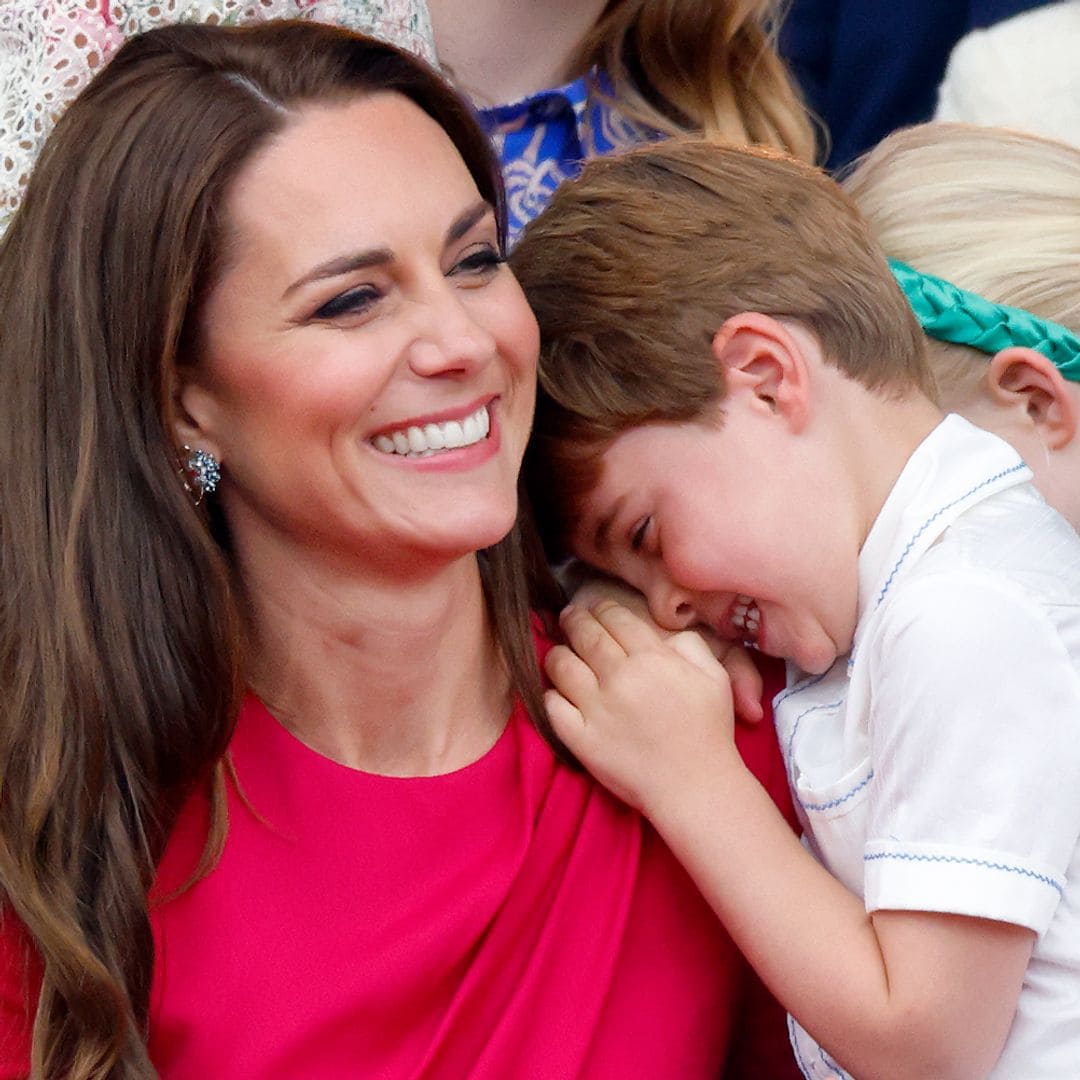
630, 515, 652, 553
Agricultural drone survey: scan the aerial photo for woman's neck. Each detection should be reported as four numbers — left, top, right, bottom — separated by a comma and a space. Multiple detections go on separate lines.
428, 0, 608, 106
238, 544, 511, 777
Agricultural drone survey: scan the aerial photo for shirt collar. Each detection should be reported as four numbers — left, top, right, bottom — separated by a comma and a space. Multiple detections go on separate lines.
854, 414, 1031, 654
479, 72, 592, 130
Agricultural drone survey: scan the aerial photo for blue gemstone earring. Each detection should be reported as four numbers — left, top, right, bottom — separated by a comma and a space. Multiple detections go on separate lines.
183, 445, 221, 505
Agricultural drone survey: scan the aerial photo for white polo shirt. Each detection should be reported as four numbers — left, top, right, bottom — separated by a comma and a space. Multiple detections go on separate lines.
777, 415, 1080, 1079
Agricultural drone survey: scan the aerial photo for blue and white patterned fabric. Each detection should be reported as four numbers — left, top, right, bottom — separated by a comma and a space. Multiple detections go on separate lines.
0, 0, 437, 236
477, 71, 656, 245
775, 414, 1080, 1079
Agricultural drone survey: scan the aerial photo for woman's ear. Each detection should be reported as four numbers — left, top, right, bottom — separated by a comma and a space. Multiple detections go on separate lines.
985, 346, 1078, 451
709, 312, 812, 431
170, 366, 225, 462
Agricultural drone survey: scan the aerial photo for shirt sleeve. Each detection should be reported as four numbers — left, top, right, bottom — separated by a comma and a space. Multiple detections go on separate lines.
862, 570, 1080, 934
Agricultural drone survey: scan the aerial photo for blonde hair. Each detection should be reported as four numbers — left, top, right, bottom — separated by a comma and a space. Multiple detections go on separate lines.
574, 0, 817, 162
511, 137, 927, 555
843, 122, 1080, 402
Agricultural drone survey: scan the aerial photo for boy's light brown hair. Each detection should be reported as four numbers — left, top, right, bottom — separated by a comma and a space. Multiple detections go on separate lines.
510, 137, 932, 558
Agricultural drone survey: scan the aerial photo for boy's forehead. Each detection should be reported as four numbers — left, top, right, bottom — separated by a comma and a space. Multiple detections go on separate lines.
569, 413, 737, 559
576, 484, 626, 562
571, 425, 673, 557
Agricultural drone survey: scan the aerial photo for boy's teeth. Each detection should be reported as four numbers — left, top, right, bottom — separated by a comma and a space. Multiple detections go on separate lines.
731, 596, 760, 643
373, 404, 490, 457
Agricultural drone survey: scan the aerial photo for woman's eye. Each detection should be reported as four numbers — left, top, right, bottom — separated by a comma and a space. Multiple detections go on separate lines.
451, 248, 504, 277
313, 286, 380, 320
630, 516, 652, 552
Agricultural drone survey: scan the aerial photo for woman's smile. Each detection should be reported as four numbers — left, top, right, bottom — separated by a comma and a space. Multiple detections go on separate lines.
371, 397, 494, 460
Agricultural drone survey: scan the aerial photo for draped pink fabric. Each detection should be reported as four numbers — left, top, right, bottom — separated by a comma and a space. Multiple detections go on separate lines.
1, 652, 798, 1078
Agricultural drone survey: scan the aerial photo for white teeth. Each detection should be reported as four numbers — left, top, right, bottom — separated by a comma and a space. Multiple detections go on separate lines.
731, 598, 760, 642
443, 420, 465, 448
372, 404, 491, 457
462, 412, 480, 445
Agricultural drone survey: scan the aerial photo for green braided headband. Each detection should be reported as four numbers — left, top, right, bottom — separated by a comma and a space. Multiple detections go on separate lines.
888, 258, 1080, 384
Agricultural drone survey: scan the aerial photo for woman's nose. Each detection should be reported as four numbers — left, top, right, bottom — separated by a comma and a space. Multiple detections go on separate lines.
406, 284, 497, 377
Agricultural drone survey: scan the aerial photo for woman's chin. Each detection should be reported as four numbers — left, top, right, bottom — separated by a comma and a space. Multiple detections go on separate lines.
420, 506, 521, 563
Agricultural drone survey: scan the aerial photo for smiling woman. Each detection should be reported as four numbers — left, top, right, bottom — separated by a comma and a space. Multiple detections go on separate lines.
0, 20, 798, 1080
182, 92, 538, 610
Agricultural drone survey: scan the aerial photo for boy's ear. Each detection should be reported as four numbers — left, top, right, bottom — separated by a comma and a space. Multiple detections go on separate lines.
985, 346, 1077, 451
710, 312, 811, 431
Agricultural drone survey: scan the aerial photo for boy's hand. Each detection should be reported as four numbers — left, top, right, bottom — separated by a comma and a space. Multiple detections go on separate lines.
566, 573, 764, 724
544, 601, 741, 816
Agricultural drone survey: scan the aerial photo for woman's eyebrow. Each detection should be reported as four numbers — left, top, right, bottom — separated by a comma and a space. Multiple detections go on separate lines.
282, 247, 393, 299
446, 200, 493, 245
281, 200, 492, 300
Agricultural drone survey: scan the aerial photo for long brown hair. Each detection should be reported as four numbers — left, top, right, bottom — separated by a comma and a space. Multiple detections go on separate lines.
574, 0, 816, 161
0, 21, 550, 1078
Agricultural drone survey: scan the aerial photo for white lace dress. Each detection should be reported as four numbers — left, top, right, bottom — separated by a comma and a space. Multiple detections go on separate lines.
0, 0, 436, 234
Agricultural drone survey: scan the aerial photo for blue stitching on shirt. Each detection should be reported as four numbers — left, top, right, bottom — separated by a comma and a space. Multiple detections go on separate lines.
773, 670, 827, 710
787, 1014, 815, 1080
800, 770, 875, 813
873, 462, 1026, 610
864, 851, 1063, 894
819, 1045, 853, 1079
781, 699, 846, 786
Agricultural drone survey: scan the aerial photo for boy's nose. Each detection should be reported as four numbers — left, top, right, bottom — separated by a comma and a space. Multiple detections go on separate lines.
647, 581, 698, 632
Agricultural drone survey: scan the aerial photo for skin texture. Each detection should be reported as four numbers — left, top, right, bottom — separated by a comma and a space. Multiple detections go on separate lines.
545, 314, 1035, 1079
427, 0, 607, 105
174, 92, 539, 775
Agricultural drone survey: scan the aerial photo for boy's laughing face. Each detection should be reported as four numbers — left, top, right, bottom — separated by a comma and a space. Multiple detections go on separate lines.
569, 407, 862, 676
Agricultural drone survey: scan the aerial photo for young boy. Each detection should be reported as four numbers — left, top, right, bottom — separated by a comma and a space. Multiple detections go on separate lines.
511, 140, 1080, 1079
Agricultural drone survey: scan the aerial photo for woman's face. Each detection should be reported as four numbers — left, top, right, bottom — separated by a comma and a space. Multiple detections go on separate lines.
177, 92, 538, 576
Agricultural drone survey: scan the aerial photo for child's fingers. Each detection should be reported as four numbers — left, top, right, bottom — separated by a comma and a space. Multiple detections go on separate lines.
697, 638, 764, 725
731, 680, 765, 725
665, 630, 730, 684
543, 688, 589, 751
589, 599, 665, 654
715, 644, 765, 725
558, 604, 628, 680
544, 642, 600, 705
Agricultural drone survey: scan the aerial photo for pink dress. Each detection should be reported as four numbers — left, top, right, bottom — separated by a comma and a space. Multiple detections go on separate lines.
1, 658, 799, 1078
